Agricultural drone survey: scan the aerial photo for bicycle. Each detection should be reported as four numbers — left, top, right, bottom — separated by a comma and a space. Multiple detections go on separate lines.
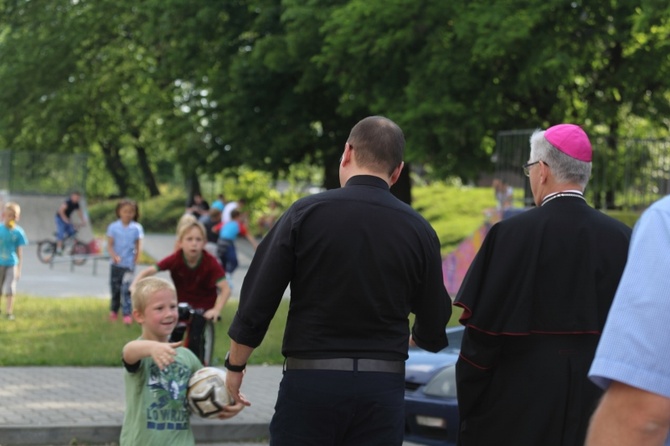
36, 230, 90, 266
171, 302, 216, 366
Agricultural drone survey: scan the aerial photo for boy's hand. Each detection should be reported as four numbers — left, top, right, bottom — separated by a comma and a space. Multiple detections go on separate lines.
151, 341, 182, 370
203, 308, 221, 321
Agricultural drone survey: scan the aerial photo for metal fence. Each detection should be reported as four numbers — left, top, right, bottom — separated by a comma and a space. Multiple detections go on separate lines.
494, 130, 670, 210
0, 150, 87, 195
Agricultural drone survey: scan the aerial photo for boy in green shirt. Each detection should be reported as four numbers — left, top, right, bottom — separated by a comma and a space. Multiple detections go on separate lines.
120, 277, 243, 446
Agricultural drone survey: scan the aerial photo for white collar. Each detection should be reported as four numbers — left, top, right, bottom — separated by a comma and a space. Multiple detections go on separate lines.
541, 190, 585, 206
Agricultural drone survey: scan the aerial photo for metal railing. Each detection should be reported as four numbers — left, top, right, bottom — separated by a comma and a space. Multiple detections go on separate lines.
494, 130, 670, 210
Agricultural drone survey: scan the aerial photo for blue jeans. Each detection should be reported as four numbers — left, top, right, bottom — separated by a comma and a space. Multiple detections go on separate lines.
55, 215, 76, 241
110, 265, 132, 316
269, 368, 405, 446
217, 239, 239, 274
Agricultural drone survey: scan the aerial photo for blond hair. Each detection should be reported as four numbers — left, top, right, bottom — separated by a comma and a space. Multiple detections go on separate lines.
132, 277, 176, 313
176, 215, 206, 241
4, 202, 20, 229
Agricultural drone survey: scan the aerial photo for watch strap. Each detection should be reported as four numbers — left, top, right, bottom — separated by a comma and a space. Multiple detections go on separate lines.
224, 351, 246, 372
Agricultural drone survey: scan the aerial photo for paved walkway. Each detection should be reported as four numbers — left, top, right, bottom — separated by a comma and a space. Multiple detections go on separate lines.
0, 365, 281, 445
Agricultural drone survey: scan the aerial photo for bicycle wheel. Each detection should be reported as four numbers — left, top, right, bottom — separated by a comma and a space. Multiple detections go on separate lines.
37, 240, 56, 263
201, 320, 215, 366
70, 240, 90, 266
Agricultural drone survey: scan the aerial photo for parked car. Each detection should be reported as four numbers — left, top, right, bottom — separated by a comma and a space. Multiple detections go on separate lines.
404, 326, 464, 446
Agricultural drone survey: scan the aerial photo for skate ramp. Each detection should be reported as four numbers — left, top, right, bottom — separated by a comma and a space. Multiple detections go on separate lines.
0, 193, 94, 243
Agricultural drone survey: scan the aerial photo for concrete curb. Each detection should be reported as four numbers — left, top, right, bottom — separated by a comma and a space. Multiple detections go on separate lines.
0, 423, 270, 445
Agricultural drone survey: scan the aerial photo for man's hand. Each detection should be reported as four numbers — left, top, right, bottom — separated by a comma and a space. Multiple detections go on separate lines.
225, 370, 252, 408
215, 397, 248, 419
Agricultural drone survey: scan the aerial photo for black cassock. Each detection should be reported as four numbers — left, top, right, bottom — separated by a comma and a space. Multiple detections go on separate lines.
454, 195, 631, 446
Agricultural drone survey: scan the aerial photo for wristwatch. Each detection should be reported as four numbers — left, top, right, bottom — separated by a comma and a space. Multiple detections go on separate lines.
224, 351, 246, 372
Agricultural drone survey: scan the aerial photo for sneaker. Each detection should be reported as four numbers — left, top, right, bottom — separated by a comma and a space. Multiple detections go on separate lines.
123, 315, 132, 325
6, 314, 15, 321
109, 312, 118, 322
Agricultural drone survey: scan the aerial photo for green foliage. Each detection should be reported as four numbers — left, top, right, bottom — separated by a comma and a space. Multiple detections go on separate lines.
2, 0, 670, 200
604, 210, 640, 228
88, 187, 186, 234
87, 168, 312, 237
413, 183, 498, 253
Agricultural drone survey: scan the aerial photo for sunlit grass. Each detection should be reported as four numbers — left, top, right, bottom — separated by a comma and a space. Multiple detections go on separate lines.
1, 296, 461, 366
0, 296, 285, 367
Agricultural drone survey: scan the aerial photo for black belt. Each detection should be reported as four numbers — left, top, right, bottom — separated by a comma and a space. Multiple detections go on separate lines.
285, 357, 405, 374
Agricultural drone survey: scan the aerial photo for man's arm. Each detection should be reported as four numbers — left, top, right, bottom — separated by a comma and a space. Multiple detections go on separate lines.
224, 340, 254, 407
586, 381, 670, 446
58, 203, 69, 222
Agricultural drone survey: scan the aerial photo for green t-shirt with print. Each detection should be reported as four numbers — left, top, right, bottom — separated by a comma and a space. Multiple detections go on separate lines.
120, 346, 202, 446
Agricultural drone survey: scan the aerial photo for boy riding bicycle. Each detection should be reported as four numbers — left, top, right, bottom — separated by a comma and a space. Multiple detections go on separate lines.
55, 191, 86, 254
131, 218, 230, 362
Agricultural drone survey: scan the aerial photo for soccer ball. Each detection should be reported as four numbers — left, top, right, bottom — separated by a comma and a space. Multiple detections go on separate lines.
187, 367, 234, 418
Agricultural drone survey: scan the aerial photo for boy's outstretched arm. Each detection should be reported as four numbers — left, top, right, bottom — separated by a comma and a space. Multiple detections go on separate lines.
123, 340, 182, 370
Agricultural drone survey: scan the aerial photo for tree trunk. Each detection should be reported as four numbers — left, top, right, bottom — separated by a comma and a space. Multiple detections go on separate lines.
128, 127, 161, 197
134, 144, 161, 197
100, 140, 129, 197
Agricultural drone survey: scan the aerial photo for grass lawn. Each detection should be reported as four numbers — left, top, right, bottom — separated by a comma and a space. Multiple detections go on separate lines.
0, 296, 463, 366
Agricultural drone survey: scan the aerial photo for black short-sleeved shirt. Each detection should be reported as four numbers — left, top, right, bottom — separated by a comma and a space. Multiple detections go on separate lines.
58, 198, 80, 219
228, 175, 451, 360
186, 198, 210, 218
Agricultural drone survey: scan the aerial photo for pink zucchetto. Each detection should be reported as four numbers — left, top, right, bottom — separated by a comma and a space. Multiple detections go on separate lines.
544, 124, 592, 162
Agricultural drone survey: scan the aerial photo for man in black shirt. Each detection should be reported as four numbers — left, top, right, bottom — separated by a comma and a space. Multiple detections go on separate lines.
226, 116, 452, 446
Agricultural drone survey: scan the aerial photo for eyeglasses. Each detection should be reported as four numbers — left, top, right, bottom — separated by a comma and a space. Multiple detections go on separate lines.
522, 160, 549, 177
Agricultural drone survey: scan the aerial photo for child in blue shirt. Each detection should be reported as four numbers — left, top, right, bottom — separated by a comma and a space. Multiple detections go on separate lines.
0, 202, 28, 320
216, 209, 257, 277
107, 198, 144, 324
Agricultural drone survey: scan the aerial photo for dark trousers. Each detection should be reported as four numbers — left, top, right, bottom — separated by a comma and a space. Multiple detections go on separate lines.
109, 265, 132, 316
216, 238, 238, 274
269, 369, 405, 446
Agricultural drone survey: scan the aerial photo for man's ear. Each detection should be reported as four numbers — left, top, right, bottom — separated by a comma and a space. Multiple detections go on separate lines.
389, 162, 404, 185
